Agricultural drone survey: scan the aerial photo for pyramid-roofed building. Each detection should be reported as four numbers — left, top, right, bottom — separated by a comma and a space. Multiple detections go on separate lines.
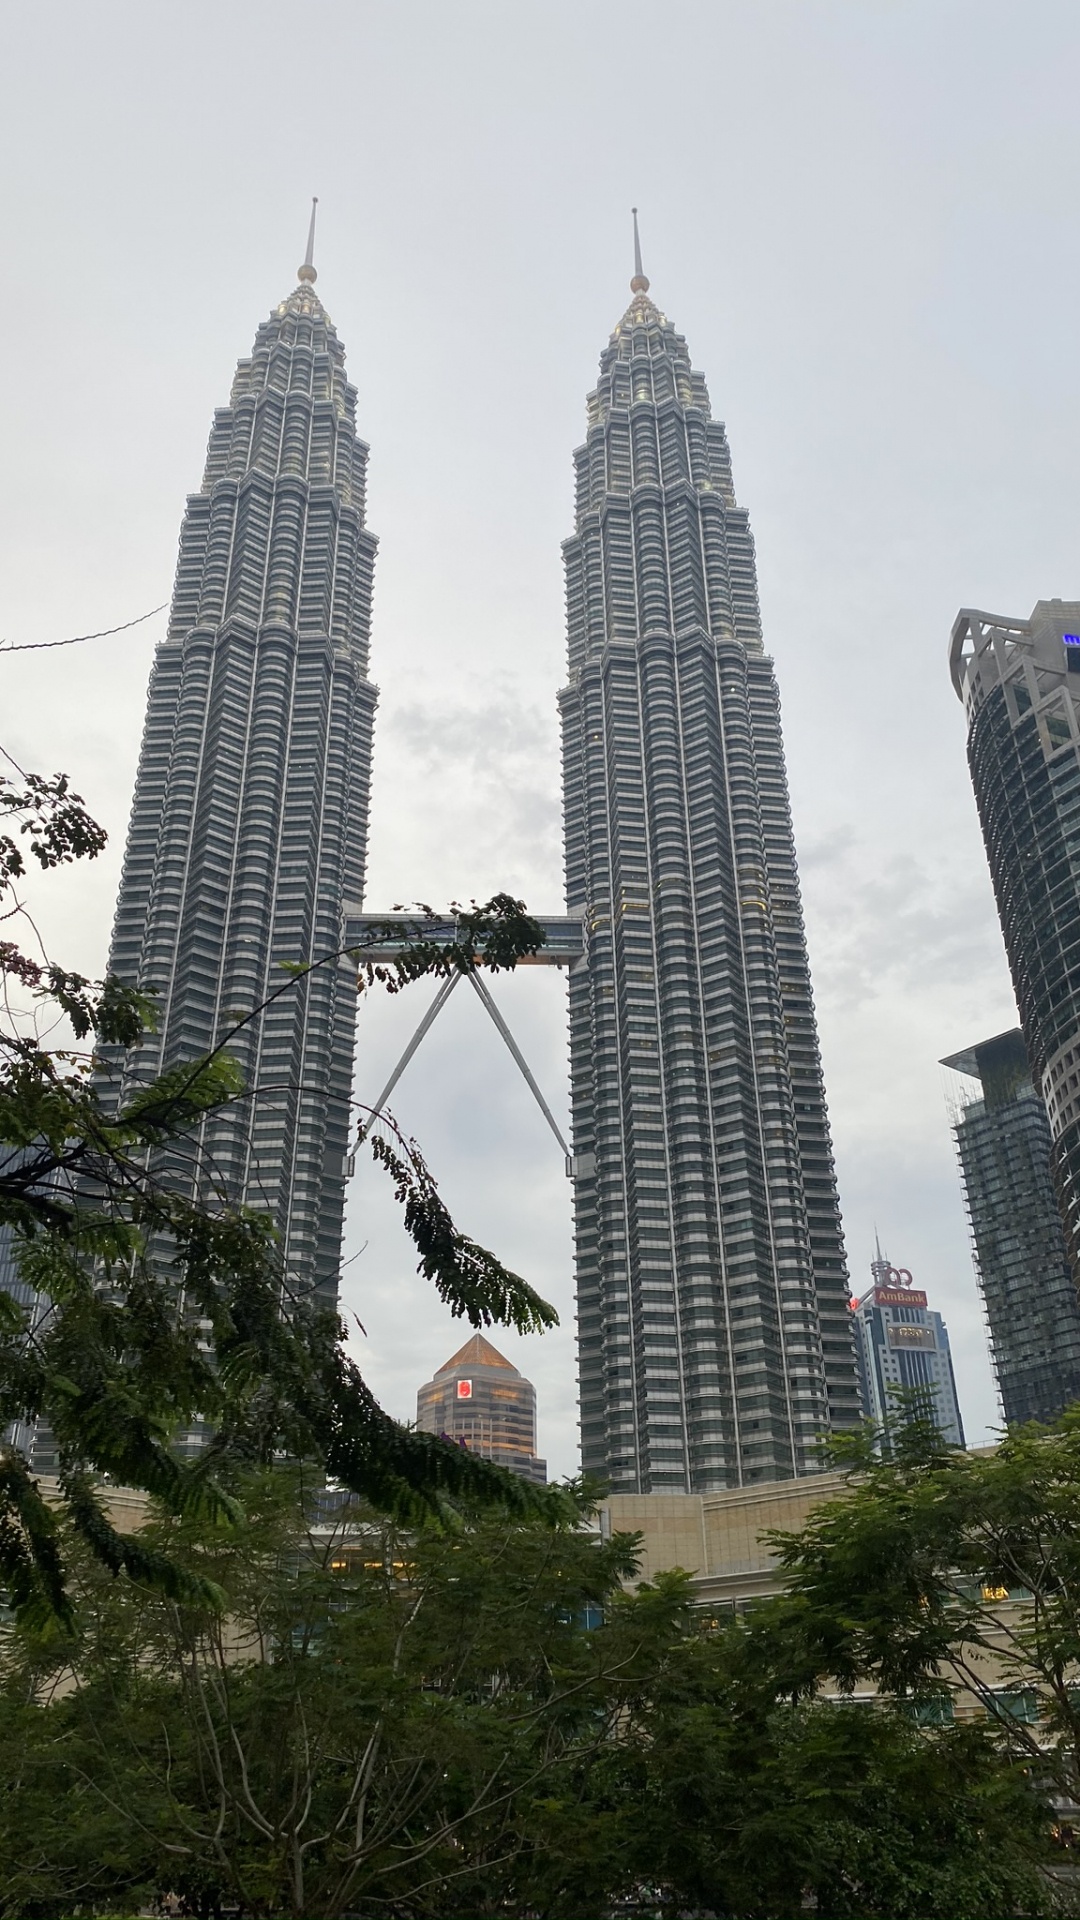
417, 1334, 547, 1484
437, 1332, 518, 1374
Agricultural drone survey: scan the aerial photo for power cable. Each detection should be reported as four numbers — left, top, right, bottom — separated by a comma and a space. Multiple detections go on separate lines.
0, 603, 167, 656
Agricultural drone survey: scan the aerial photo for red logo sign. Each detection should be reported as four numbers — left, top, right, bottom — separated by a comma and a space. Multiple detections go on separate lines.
456, 1379, 473, 1400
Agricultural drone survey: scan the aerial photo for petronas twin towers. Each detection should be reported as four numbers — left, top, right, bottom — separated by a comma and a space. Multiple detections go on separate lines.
105, 244, 376, 1319
562, 250, 860, 1487
107, 214, 860, 1491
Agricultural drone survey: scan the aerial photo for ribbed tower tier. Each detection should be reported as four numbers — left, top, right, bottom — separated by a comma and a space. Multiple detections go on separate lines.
103, 274, 377, 1315
560, 275, 860, 1491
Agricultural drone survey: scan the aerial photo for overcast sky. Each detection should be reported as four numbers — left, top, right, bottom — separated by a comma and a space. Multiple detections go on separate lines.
4, 0, 1078, 1477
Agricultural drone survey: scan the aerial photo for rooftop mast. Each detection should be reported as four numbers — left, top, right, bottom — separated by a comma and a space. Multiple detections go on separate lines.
297, 196, 318, 284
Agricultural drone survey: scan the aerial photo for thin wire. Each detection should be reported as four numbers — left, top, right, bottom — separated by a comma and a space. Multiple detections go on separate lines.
0, 603, 167, 655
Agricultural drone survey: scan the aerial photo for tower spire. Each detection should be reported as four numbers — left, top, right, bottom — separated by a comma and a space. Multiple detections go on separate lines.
630, 206, 650, 294
298, 197, 318, 285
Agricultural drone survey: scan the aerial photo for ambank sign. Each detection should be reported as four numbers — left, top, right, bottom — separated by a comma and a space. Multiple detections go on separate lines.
875, 1286, 928, 1309
873, 1263, 927, 1309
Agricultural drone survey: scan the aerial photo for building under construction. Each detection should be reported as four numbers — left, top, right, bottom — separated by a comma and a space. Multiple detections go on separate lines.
943, 1028, 1080, 1427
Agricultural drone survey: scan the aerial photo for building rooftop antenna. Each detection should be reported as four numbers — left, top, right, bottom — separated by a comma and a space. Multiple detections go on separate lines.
298, 197, 318, 284
630, 206, 650, 294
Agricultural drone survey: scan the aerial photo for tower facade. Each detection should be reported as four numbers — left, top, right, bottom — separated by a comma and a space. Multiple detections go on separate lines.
560, 237, 860, 1493
951, 602, 1080, 1284
942, 1028, 1080, 1426
852, 1254, 965, 1448
415, 1334, 547, 1485
103, 229, 377, 1313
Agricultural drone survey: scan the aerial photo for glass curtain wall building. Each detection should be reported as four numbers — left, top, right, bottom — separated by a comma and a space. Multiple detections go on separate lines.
101, 225, 377, 1315
951, 600, 1080, 1285
560, 235, 860, 1493
852, 1252, 965, 1448
415, 1334, 547, 1486
942, 1028, 1080, 1426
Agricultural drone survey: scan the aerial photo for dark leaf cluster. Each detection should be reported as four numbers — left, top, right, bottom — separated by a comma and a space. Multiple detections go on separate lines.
355, 894, 547, 995
368, 1132, 558, 1335
0, 766, 107, 892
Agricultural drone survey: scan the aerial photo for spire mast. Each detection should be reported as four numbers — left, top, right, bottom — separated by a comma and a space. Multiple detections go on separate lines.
630, 206, 650, 294
297, 197, 318, 284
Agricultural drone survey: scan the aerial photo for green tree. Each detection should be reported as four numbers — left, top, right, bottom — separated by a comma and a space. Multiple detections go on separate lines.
0, 1471, 641, 1918
0, 755, 567, 1628
0, 1469, 1067, 1920
501, 1567, 1066, 1920
755, 1407, 1080, 1805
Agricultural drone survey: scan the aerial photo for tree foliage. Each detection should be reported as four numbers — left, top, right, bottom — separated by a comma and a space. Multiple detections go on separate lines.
757, 1407, 1080, 1803
0, 760, 566, 1628
0, 1473, 1066, 1919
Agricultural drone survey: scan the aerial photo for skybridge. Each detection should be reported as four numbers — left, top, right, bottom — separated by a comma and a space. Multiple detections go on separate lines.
343, 910, 585, 1174
343, 911, 586, 970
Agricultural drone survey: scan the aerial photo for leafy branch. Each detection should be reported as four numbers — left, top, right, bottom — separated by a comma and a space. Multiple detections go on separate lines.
0, 769, 565, 1627
368, 1130, 557, 1335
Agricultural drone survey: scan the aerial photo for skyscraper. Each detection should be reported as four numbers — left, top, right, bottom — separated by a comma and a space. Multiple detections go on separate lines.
102, 211, 377, 1314
942, 1028, 1080, 1426
951, 601, 1080, 1282
852, 1251, 965, 1448
560, 224, 860, 1493
415, 1333, 547, 1485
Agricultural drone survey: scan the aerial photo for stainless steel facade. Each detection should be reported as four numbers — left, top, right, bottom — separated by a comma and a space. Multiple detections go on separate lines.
102, 264, 377, 1313
942, 1028, 1080, 1427
560, 266, 860, 1493
951, 601, 1080, 1287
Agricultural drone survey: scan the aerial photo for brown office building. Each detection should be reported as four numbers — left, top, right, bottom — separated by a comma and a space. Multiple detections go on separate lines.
416, 1335, 547, 1485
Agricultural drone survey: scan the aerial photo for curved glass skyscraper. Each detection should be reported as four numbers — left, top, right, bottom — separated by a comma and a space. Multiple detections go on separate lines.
103, 226, 377, 1314
951, 600, 1080, 1287
561, 237, 860, 1492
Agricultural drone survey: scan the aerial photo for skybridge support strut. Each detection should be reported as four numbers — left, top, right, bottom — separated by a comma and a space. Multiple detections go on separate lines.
464, 970, 572, 1173
354, 971, 462, 1147
352, 969, 572, 1175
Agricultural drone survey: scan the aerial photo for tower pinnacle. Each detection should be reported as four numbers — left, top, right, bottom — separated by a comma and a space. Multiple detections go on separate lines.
298, 196, 318, 284
630, 206, 650, 294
